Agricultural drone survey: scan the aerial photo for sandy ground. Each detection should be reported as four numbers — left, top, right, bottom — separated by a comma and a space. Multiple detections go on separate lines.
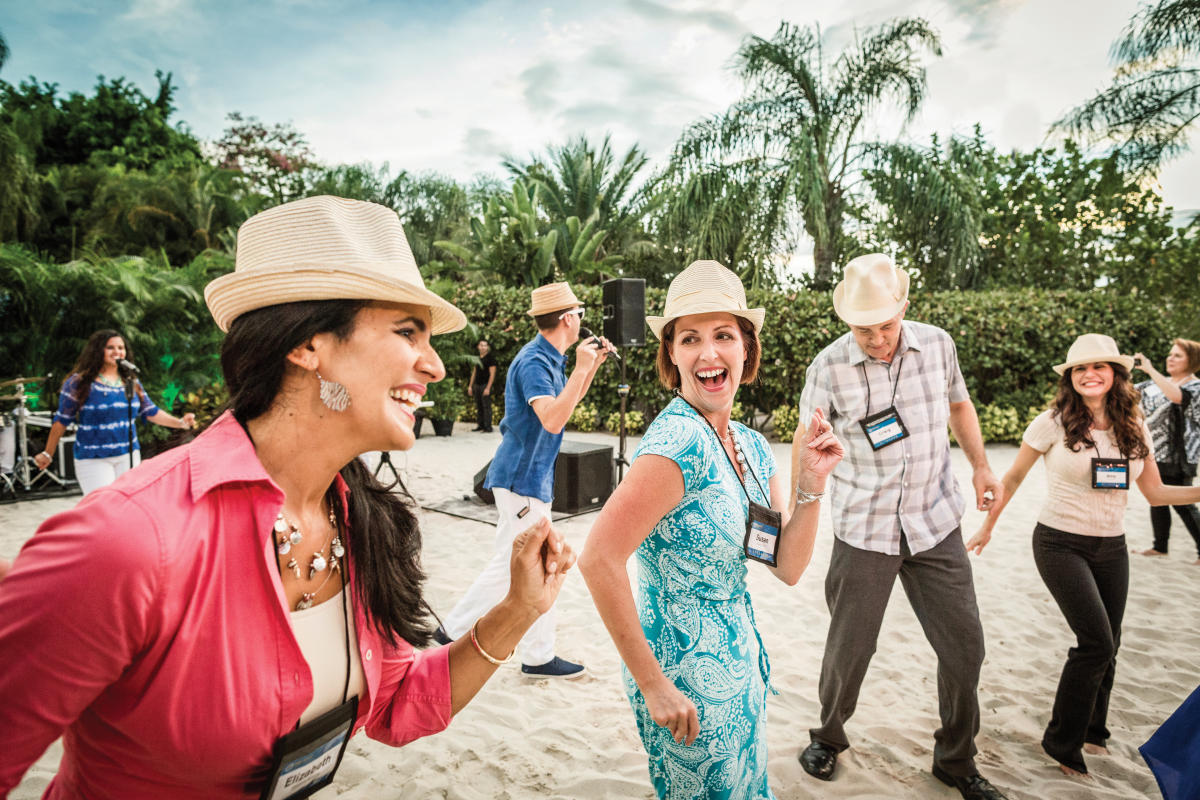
3, 423, 1198, 799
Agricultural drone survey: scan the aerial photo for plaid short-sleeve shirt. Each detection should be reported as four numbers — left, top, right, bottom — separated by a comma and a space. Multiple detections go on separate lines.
798, 320, 971, 555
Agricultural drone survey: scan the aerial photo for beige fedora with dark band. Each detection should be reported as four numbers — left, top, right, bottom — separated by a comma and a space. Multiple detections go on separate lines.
646, 260, 764, 339
832, 253, 910, 326
204, 195, 467, 334
527, 282, 583, 317
1053, 333, 1135, 375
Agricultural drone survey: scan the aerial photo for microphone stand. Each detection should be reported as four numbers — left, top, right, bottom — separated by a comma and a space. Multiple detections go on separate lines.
617, 357, 630, 483
123, 371, 136, 469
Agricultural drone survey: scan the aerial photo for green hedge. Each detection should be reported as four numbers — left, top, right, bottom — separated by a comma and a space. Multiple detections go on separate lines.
450, 284, 1179, 430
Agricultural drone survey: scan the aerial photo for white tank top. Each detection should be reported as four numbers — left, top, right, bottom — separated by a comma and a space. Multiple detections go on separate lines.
290, 588, 366, 725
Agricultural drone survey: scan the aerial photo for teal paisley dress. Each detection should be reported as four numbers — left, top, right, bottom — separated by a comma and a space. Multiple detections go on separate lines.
626, 397, 778, 800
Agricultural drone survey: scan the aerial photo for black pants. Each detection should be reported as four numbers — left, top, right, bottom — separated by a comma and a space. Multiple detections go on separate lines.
1150, 464, 1200, 557
473, 387, 492, 431
810, 530, 985, 777
1032, 524, 1129, 774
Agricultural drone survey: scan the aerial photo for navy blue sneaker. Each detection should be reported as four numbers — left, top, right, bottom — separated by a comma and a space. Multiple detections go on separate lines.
521, 656, 586, 679
432, 626, 453, 645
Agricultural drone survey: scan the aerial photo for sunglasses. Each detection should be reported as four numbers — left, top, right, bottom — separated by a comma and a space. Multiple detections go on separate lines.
559, 308, 585, 321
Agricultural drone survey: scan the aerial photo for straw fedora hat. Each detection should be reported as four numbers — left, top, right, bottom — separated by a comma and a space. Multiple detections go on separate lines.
204, 195, 467, 334
527, 282, 583, 317
1053, 333, 1135, 375
646, 260, 765, 340
832, 253, 910, 326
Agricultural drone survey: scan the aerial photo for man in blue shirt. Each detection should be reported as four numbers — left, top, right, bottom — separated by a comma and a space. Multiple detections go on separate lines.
438, 282, 611, 678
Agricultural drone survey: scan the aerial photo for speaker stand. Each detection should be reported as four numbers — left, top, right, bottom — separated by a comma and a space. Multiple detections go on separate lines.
373, 451, 401, 485
616, 358, 630, 482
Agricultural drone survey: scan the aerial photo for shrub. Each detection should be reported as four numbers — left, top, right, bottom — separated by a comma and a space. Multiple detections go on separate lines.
771, 404, 800, 443
604, 409, 645, 435
962, 403, 1045, 445
568, 402, 599, 432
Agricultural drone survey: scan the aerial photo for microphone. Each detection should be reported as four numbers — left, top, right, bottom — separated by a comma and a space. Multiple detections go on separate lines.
579, 327, 622, 364
118, 359, 141, 374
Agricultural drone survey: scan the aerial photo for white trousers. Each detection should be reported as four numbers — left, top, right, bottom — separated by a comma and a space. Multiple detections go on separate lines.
75, 452, 140, 496
441, 488, 557, 666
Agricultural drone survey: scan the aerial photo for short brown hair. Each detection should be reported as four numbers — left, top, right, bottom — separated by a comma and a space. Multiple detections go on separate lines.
534, 310, 564, 331
1174, 338, 1200, 374
656, 316, 760, 389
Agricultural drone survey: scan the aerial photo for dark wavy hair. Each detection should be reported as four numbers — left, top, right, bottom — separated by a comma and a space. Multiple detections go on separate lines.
64, 329, 142, 407
221, 300, 432, 648
1052, 362, 1149, 459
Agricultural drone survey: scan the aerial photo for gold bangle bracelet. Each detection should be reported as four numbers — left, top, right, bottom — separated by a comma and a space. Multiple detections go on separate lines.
469, 621, 515, 666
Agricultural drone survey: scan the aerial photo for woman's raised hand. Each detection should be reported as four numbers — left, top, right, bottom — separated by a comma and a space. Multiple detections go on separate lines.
507, 517, 576, 616
794, 408, 843, 480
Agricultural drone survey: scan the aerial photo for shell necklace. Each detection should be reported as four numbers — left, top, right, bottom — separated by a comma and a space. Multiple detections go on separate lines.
275, 502, 346, 610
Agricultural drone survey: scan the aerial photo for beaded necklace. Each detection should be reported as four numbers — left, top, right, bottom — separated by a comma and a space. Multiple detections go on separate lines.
275, 500, 346, 610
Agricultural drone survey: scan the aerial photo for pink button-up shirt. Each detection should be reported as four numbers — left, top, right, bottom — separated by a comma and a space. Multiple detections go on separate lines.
0, 412, 452, 799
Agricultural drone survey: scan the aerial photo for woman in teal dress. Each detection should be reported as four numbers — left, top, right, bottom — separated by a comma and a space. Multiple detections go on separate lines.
580, 260, 843, 799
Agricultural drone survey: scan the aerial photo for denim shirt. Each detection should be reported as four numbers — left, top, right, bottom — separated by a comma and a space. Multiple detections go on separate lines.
485, 334, 568, 502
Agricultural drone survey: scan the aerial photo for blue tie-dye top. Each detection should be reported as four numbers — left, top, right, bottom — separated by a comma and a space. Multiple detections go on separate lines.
52, 375, 158, 459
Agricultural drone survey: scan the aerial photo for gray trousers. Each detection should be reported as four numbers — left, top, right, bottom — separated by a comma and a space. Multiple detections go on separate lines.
810, 529, 985, 777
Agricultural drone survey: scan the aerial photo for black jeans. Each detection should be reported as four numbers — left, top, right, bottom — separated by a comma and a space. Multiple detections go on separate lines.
473, 387, 492, 431
810, 530, 985, 777
1032, 524, 1129, 774
1150, 463, 1200, 557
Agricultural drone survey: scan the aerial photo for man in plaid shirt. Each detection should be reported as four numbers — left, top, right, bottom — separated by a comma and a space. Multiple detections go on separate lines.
795, 254, 1009, 800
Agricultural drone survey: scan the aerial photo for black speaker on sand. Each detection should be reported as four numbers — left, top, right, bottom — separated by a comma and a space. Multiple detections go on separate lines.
602, 278, 646, 348
472, 441, 614, 513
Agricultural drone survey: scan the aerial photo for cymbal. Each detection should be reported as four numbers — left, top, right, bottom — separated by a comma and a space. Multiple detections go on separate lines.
0, 376, 46, 388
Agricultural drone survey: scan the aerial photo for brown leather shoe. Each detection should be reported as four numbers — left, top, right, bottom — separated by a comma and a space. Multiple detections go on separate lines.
932, 765, 1009, 800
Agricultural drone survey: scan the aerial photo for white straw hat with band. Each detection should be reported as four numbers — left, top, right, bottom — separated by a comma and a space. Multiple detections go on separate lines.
527, 282, 584, 317
646, 260, 765, 339
204, 195, 467, 334
832, 253, 910, 326
1053, 333, 1135, 375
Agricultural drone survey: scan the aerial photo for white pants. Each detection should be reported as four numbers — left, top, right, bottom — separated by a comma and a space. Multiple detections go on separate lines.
442, 488, 556, 666
75, 451, 140, 496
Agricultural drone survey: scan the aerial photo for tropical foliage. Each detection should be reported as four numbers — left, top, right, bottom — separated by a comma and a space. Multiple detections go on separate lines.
1059, 0, 1200, 172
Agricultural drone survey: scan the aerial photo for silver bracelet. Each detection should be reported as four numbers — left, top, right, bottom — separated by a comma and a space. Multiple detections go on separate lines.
795, 486, 824, 505
39, 451, 51, 460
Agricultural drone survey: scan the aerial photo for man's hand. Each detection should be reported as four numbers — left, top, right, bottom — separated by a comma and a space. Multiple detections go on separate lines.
575, 335, 609, 372
972, 467, 1003, 512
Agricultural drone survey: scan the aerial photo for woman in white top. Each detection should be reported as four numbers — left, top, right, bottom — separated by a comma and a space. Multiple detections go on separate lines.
966, 334, 1200, 777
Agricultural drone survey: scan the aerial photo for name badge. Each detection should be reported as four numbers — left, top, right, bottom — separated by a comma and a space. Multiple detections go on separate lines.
859, 406, 910, 451
1091, 457, 1129, 490
743, 501, 782, 566
259, 696, 359, 800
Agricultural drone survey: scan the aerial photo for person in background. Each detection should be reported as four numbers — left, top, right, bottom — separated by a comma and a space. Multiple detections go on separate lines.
967, 334, 1200, 777
469, 338, 498, 432
580, 260, 843, 798
796, 253, 1009, 800
35, 329, 194, 495
1131, 338, 1200, 564
436, 281, 613, 679
0, 196, 576, 798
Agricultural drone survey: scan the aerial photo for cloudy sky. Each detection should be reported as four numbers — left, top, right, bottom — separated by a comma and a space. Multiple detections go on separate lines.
5, 0, 1198, 232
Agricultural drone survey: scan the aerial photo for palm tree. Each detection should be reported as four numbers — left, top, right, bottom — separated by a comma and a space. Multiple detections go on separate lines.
0, 29, 9, 73
864, 131, 988, 290
504, 134, 654, 272
669, 19, 942, 287
1058, 0, 1200, 172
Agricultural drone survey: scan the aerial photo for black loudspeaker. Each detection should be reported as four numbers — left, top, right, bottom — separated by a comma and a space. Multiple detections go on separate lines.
473, 441, 614, 513
553, 440, 614, 513
602, 277, 646, 348
473, 462, 494, 505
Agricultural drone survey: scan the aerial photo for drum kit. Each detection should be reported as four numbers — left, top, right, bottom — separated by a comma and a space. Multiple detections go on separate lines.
0, 376, 75, 496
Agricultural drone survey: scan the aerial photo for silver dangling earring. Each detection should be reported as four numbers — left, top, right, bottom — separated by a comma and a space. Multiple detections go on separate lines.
316, 371, 351, 412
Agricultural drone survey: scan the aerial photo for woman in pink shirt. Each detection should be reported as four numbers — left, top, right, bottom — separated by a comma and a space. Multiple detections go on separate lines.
0, 196, 576, 799
967, 334, 1200, 777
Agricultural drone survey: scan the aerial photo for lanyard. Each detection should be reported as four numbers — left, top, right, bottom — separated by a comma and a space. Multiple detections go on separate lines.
861, 355, 905, 416
674, 392, 768, 504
